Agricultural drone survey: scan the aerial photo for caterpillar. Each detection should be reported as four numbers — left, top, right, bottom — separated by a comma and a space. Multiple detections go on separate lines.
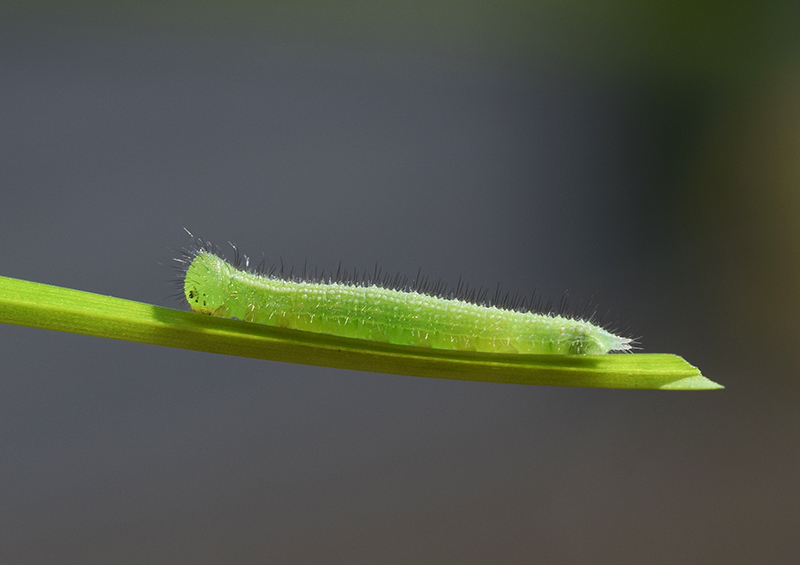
177, 237, 632, 355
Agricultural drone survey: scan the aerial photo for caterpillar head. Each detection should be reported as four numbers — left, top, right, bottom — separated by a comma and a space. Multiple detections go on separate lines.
183, 251, 233, 317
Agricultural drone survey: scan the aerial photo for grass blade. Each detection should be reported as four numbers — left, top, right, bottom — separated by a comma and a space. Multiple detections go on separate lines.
0, 275, 722, 390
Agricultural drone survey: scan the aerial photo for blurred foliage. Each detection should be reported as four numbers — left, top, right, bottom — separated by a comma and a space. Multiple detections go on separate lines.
684, 65, 800, 360
3, 0, 797, 84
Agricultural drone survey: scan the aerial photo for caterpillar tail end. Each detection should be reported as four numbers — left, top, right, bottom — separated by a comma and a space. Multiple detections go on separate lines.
610, 336, 634, 353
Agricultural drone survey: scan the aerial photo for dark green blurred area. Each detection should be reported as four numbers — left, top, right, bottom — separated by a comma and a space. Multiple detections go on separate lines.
5, 0, 796, 82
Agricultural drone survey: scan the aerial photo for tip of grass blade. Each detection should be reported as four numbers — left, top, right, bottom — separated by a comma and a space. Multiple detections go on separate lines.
655, 356, 723, 390
659, 374, 724, 391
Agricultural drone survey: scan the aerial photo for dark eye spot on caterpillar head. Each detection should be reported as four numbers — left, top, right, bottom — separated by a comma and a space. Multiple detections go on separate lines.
186, 285, 211, 312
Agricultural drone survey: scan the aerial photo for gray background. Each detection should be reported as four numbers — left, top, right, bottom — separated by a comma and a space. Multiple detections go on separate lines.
1, 3, 799, 563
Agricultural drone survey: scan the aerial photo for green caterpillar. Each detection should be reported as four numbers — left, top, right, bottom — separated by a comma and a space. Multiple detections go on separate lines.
179, 241, 632, 355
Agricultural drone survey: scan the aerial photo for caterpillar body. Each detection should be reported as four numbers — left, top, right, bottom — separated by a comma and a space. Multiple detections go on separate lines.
178, 241, 632, 355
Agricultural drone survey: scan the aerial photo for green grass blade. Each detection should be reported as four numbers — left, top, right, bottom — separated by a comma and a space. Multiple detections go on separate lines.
0, 275, 722, 390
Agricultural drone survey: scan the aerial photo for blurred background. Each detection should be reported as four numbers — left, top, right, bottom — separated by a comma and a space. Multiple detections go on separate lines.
1, 1, 798, 563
